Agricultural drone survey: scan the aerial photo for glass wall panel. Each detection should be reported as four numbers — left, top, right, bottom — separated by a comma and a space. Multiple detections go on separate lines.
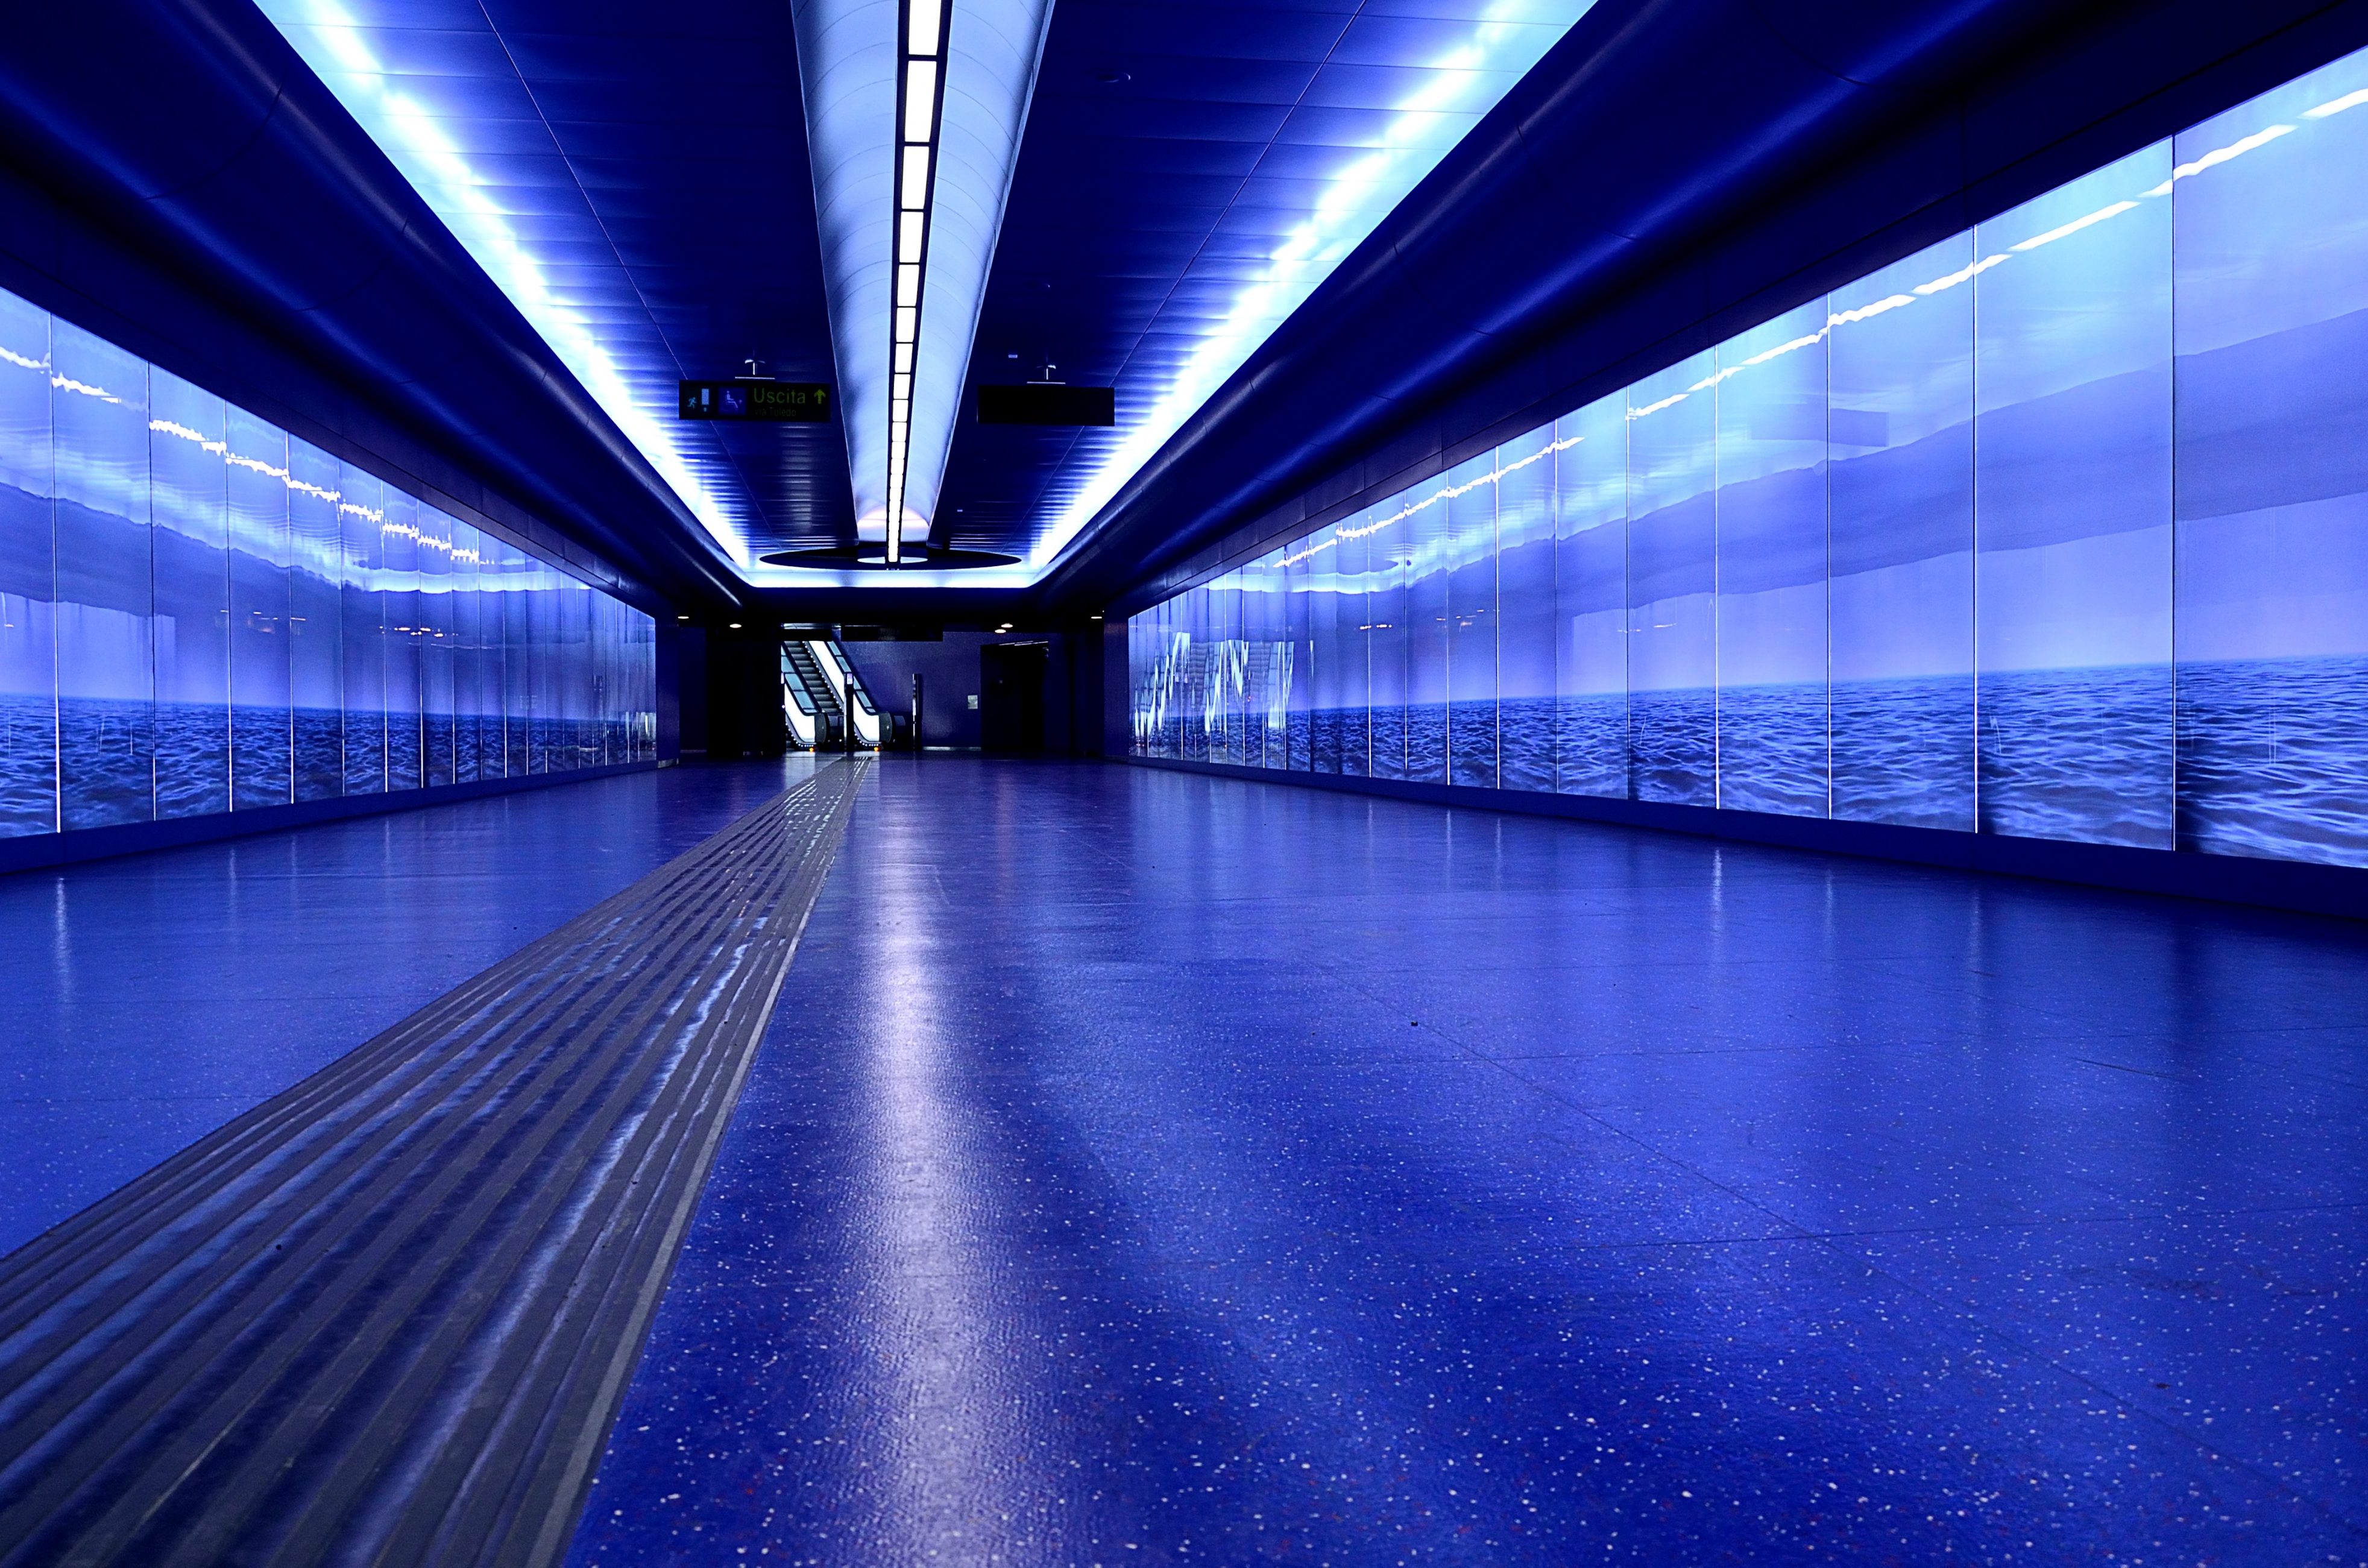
1145, 597, 1168, 762
563, 581, 594, 770
1174, 588, 1204, 763
1134, 603, 1150, 758
500, 543, 532, 775
1235, 564, 1260, 769
339, 465, 387, 795
481, 526, 506, 777
1713, 300, 1830, 816
380, 491, 423, 790
287, 439, 342, 800
1974, 146, 2174, 848
1308, 535, 1341, 773
1121, 42, 2368, 876
1195, 586, 1218, 765
1366, 508, 1408, 780
418, 505, 456, 787
1828, 236, 1977, 830
2171, 51, 2368, 865
225, 408, 291, 809
451, 521, 483, 783
1130, 600, 1157, 758
1554, 396, 1627, 796
560, 577, 583, 771
605, 599, 629, 763
568, 579, 590, 769
1335, 523, 1370, 778
0, 288, 649, 839
1194, 572, 1223, 765
585, 588, 608, 767
610, 594, 631, 764
52, 324, 153, 830
611, 600, 631, 765
149, 371, 232, 820
1404, 473, 1453, 784
1197, 578, 1224, 765
1445, 452, 1498, 787
1240, 569, 1262, 770
1241, 566, 1266, 769
1626, 352, 1718, 805
1176, 596, 1192, 764
1283, 547, 1310, 769
0, 293, 55, 837
1209, 570, 1244, 767
632, 605, 656, 761
608, 598, 633, 764
1496, 427, 1558, 792
1130, 603, 1154, 757
1171, 596, 1191, 763
1249, 549, 1288, 767
526, 556, 549, 773
585, 576, 609, 764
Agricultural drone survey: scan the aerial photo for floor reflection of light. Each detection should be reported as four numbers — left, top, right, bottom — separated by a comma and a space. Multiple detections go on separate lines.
858, 838, 1024, 1548
260, 1, 749, 564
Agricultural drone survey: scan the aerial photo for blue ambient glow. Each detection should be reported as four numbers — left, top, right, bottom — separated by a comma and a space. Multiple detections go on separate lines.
1030, 0, 1597, 570
797, 0, 1053, 552
258, 0, 752, 564
1131, 45, 2368, 867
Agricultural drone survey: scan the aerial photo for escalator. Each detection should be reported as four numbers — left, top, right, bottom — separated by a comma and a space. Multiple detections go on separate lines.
816, 641, 882, 748
781, 637, 881, 750
781, 641, 842, 749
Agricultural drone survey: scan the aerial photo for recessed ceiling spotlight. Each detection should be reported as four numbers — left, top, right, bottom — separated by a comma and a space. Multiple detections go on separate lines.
728, 622, 743, 629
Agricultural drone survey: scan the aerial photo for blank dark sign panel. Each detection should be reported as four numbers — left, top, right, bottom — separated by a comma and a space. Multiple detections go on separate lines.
975, 383, 1115, 426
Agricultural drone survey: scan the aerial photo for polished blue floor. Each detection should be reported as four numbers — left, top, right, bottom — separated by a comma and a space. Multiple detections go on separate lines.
0, 758, 812, 1256
568, 758, 2368, 1566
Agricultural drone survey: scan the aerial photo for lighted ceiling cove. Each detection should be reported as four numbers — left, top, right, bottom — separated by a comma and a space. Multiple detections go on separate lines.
1017, 0, 1598, 574
263, 0, 1599, 595
790, 0, 1055, 558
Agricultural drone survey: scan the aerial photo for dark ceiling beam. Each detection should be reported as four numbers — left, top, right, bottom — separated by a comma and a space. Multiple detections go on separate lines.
0, 0, 748, 615
1033, 0, 2368, 616
747, 583, 1042, 623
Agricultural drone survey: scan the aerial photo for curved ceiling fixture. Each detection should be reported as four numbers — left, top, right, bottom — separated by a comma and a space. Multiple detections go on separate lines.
1024, 0, 1597, 573
257, 0, 753, 566
794, 0, 1054, 567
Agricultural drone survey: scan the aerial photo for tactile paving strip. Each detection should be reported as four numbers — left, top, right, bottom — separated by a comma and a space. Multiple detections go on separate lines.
0, 759, 867, 1568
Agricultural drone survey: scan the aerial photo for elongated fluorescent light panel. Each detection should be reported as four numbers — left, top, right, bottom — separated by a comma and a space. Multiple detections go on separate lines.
750, 0, 1595, 590
796, 0, 1052, 557
884, 0, 952, 562
258, 0, 750, 564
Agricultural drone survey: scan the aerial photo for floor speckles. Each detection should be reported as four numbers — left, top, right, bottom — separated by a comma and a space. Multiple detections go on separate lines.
569, 760, 2360, 1563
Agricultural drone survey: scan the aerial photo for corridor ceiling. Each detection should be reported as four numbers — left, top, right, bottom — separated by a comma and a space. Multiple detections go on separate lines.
4, 0, 2358, 617
258, 0, 1588, 593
